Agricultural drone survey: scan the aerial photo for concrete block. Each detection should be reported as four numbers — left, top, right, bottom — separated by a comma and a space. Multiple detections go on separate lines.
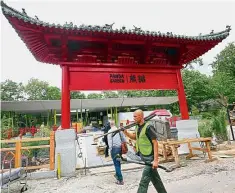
55, 129, 76, 177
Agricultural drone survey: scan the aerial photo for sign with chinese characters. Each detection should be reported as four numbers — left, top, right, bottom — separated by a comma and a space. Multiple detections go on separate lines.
109, 73, 146, 84
70, 71, 178, 90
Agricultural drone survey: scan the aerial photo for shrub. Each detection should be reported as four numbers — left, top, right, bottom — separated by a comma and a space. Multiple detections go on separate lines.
211, 110, 228, 141
198, 120, 213, 137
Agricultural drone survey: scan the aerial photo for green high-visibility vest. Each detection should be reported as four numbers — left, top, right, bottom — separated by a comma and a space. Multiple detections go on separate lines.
135, 123, 153, 156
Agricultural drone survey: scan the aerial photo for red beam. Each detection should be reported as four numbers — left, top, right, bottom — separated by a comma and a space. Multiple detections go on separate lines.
69, 66, 179, 74
62, 62, 181, 69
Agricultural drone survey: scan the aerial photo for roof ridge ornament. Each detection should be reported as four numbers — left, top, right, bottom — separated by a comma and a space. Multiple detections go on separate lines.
133, 25, 142, 32
226, 25, 231, 32
22, 8, 28, 16
103, 23, 114, 30
63, 22, 73, 28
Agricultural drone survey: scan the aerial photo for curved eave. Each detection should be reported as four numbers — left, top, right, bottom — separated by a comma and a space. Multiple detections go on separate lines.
2, 6, 230, 41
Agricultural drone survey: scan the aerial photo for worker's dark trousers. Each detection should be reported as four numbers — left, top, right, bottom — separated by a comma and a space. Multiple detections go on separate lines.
137, 165, 167, 193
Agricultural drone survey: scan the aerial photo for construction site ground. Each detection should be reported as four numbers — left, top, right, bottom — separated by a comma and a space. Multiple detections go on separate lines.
4, 142, 235, 193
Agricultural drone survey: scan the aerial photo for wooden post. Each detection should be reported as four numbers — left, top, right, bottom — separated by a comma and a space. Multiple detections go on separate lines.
50, 131, 55, 170
162, 144, 168, 161
186, 142, 194, 159
205, 141, 212, 160
171, 145, 180, 167
15, 141, 21, 168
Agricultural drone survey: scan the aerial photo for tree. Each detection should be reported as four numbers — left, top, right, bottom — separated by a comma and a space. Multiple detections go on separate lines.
46, 86, 61, 100
102, 91, 119, 98
182, 69, 213, 110
70, 91, 86, 99
211, 42, 235, 78
87, 93, 103, 99
24, 78, 49, 100
24, 78, 62, 100
210, 42, 235, 103
1, 79, 25, 101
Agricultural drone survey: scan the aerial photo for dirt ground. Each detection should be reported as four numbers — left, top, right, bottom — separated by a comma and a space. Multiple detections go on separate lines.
4, 143, 235, 193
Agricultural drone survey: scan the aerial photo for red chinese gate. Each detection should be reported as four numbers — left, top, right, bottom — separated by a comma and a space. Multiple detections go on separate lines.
1, 1, 231, 129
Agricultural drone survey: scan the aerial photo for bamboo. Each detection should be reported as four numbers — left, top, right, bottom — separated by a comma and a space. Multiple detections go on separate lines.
54, 110, 57, 125
1, 137, 50, 143
76, 109, 79, 122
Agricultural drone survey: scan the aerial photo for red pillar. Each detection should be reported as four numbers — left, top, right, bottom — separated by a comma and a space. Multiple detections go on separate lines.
176, 69, 189, 120
61, 65, 71, 129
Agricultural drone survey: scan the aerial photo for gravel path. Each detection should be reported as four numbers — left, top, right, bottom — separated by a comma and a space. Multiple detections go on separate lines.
4, 157, 235, 193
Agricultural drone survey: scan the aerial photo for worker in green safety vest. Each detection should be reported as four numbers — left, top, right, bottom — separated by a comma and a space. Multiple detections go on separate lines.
123, 109, 167, 193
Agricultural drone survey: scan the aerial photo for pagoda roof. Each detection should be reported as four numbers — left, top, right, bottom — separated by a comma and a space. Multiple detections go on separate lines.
1, 1, 231, 66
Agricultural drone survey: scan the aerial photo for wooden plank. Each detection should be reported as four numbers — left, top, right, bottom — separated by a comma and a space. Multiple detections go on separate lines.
22, 145, 50, 150
163, 137, 212, 145
1, 137, 50, 144
0, 148, 15, 152
0, 145, 50, 151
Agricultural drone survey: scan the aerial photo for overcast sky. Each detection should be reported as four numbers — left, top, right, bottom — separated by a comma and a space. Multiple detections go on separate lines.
1, 0, 235, 93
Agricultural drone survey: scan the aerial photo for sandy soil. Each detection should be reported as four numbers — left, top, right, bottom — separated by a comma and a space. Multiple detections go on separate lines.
4, 156, 235, 193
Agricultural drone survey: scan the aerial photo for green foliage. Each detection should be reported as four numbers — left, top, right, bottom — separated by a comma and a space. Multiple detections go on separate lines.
211, 42, 235, 78
46, 86, 61, 100
182, 69, 213, 110
199, 110, 228, 141
1, 115, 11, 139
70, 91, 86, 99
87, 93, 103, 99
210, 110, 228, 141
102, 91, 118, 98
198, 120, 213, 137
1, 79, 25, 101
24, 78, 50, 100
210, 42, 235, 103
191, 105, 200, 116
